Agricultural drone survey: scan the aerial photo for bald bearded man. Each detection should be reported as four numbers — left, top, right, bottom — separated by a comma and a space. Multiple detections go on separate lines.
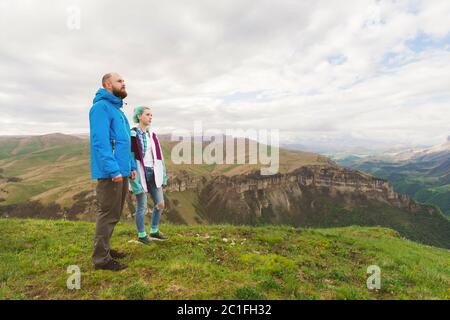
89, 72, 136, 271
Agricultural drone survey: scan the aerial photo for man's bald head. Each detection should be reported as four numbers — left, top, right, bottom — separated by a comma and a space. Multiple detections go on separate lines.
101, 72, 127, 99
102, 73, 113, 87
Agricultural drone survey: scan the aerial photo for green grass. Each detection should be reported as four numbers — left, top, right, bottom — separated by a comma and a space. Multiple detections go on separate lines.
1, 144, 88, 177
0, 141, 20, 160
431, 185, 450, 193
166, 190, 204, 224
3, 182, 62, 205
0, 219, 449, 300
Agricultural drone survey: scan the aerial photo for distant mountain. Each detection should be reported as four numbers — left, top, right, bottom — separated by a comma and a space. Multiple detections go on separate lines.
379, 136, 450, 162
0, 133, 83, 159
333, 136, 450, 217
1, 133, 450, 248
281, 136, 417, 155
0, 132, 335, 215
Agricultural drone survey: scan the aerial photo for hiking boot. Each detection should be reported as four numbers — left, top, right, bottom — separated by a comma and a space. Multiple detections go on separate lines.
138, 236, 152, 245
110, 249, 127, 259
149, 231, 168, 241
94, 259, 128, 271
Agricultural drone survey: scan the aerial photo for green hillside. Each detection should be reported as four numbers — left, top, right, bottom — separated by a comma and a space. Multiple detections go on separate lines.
333, 144, 450, 218
0, 219, 449, 300
1, 134, 450, 251
350, 161, 450, 217
0, 134, 330, 208
0, 134, 93, 208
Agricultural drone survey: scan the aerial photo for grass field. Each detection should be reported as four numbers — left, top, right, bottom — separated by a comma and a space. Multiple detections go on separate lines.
0, 219, 449, 300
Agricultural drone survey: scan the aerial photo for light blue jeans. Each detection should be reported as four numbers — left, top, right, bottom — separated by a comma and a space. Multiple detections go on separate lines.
135, 166, 164, 237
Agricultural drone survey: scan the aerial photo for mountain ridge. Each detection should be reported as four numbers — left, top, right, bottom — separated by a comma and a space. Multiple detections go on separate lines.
1, 133, 449, 248
332, 136, 450, 218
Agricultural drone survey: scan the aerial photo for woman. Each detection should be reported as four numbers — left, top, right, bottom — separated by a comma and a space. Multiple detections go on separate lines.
129, 106, 168, 244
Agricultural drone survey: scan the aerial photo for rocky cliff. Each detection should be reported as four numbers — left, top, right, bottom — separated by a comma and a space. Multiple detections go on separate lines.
201, 165, 424, 214
194, 165, 449, 248
2, 163, 448, 248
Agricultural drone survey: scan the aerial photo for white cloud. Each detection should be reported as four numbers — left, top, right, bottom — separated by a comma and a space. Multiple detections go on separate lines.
0, 0, 449, 149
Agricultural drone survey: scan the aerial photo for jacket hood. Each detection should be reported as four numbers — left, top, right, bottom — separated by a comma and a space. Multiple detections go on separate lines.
93, 88, 123, 108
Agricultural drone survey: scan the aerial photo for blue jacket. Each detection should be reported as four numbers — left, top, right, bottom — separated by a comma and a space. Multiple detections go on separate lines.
89, 88, 136, 179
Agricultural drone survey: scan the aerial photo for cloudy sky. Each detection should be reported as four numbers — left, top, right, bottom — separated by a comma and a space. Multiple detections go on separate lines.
1, 0, 449, 151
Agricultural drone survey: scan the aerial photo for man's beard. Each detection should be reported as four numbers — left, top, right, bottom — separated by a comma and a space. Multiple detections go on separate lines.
112, 88, 127, 99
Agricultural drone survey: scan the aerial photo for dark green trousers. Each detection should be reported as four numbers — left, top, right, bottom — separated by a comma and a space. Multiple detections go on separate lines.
92, 177, 129, 266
